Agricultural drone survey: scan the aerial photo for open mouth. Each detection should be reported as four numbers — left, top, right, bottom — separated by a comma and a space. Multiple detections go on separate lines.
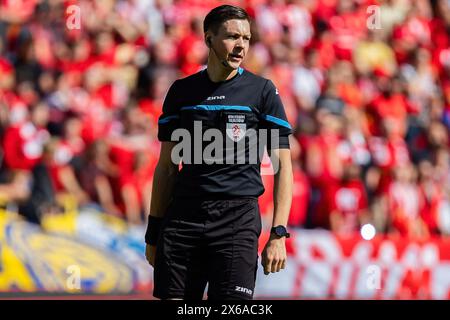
229, 53, 243, 60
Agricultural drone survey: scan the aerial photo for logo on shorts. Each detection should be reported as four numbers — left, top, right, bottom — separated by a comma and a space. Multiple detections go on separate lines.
235, 286, 253, 295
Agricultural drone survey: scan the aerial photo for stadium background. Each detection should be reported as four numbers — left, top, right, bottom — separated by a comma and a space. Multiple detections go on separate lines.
1, 0, 450, 299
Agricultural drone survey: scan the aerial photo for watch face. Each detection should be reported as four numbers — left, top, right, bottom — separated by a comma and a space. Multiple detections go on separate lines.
275, 226, 286, 236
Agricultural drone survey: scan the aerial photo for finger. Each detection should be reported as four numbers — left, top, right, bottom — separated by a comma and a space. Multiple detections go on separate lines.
260, 253, 267, 268
269, 258, 276, 273
264, 262, 272, 275
277, 259, 286, 272
272, 259, 281, 273
264, 258, 273, 275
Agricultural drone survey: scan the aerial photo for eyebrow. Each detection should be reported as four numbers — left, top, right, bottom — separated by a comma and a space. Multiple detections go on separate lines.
226, 32, 251, 37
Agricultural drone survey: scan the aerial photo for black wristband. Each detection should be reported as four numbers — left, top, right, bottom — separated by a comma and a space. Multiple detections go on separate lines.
145, 216, 163, 245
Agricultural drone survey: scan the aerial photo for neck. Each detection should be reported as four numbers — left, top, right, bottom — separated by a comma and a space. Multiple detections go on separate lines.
206, 58, 238, 82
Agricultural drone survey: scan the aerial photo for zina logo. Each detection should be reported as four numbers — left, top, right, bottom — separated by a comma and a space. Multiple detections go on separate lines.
207, 96, 225, 101
235, 286, 252, 295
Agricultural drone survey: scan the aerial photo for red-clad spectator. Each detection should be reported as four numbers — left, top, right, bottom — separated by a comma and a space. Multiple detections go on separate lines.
281, 1, 314, 48
434, 148, 450, 196
93, 32, 117, 67
430, 0, 450, 51
0, 0, 38, 23
107, 106, 154, 224
305, 89, 347, 228
17, 81, 40, 108
367, 119, 410, 195
126, 149, 158, 219
391, 3, 432, 64
334, 60, 364, 109
289, 166, 310, 228
292, 49, 324, 111
387, 163, 429, 238
2, 102, 50, 171
75, 139, 122, 217
328, 0, 367, 60
60, 113, 86, 158
369, 93, 408, 138
308, 30, 337, 70
328, 163, 369, 235
288, 137, 310, 228
77, 63, 119, 144
417, 159, 443, 234
406, 49, 439, 115
1, 91, 29, 126
343, 107, 371, 167
305, 127, 344, 188
0, 56, 14, 79
29, 23, 58, 70
17, 137, 88, 224
58, 37, 95, 75
255, 2, 285, 46
433, 46, 450, 80
44, 138, 89, 204
313, 0, 338, 25
177, 18, 208, 77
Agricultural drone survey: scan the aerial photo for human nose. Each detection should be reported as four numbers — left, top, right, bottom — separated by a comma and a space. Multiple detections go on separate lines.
235, 37, 244, 48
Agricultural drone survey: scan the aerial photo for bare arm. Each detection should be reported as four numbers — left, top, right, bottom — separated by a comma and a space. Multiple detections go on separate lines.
261, 148, 293, 275
148, 141, 179, 218
271, 148, 293, 228
146, 141, 179, 266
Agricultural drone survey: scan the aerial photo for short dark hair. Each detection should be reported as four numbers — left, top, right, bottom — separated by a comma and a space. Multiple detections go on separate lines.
203, 5, 250, 35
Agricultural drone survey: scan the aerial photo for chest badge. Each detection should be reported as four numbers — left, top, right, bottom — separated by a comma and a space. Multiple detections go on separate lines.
225, 114, 246, 142
227, 123, 246, 142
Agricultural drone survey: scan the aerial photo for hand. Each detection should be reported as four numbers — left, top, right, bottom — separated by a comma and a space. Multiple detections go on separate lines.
261, 234, 287, 275
145, 244, 157, 267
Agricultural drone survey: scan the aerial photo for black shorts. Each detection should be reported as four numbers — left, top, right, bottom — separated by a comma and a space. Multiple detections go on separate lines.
153, 196, 262, 300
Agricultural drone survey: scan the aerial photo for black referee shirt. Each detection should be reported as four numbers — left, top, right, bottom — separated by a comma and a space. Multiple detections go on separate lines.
158, 67, 292, 198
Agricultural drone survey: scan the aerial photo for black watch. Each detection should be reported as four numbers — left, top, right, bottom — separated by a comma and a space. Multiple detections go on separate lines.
270, 225, 290, 238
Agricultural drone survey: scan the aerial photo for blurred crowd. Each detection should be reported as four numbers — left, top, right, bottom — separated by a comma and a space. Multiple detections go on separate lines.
0, 0, 449, 238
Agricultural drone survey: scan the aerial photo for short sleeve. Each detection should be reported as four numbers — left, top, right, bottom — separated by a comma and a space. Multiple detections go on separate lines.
158, 81, 180, 142
260, 80, 292, 149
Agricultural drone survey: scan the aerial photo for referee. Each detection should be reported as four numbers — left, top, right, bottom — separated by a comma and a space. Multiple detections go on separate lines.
145, 5, 293, 300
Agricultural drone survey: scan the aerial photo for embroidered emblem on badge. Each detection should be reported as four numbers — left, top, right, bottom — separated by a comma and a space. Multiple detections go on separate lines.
227, 123, 246, 142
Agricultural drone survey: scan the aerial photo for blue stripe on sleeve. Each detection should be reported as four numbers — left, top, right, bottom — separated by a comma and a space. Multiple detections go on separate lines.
158, 115, 179, 124
263, 115, 292, 129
